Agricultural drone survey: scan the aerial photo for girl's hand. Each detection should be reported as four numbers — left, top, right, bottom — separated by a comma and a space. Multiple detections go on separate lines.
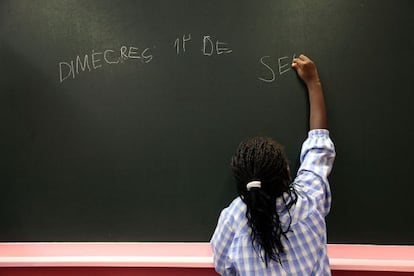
292, 54, 321, 87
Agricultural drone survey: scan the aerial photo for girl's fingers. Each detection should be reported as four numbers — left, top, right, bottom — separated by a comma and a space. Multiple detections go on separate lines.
292, 58, 303, 69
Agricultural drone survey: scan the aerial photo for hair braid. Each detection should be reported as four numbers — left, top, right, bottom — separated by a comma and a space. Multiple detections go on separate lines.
231, 136, 297, 266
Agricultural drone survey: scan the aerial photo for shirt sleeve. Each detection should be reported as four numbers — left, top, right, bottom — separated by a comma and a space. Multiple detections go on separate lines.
210, 208, 236, 276
294, 129, 336, 217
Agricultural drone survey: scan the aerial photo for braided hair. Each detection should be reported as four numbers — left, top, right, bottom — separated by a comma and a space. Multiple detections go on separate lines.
231, 136, 297, 266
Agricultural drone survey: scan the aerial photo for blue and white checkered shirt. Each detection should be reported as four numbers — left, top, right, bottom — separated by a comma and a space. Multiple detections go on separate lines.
211, 129, 336, 275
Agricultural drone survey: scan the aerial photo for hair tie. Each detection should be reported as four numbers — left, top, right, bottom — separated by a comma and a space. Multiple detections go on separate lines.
246, 181, 261, 191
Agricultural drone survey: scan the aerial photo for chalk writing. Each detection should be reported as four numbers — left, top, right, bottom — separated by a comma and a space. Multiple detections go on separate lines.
59, 45, 153, 83
202, 36, 232, 56
174, 34, 192, 54
258, 54, 296, 83
173, 34, 233, 56
58, 34, 293, 85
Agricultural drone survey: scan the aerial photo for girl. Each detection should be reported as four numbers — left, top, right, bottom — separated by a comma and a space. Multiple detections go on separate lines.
211, 55, 336, 275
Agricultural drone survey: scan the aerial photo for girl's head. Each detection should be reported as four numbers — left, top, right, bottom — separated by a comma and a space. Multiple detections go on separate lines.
231, 136, 296, 266
231, 136, 291, 197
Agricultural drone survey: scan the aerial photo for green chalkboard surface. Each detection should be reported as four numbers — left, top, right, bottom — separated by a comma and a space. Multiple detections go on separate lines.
1, 1, 413, 244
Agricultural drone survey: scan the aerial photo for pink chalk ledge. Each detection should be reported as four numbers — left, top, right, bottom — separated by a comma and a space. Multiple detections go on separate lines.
0, 243, 413, 272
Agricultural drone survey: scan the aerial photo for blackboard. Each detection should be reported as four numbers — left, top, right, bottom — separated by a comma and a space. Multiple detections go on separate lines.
1, 0, 413, 244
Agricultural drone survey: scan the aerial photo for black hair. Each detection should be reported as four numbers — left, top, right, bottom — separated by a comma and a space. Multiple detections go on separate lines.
231, 136, 297, 266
